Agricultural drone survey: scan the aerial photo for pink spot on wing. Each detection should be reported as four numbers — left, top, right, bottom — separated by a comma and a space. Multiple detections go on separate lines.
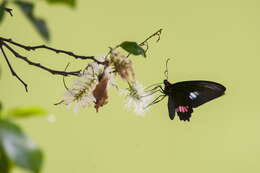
176, 106, 189, 113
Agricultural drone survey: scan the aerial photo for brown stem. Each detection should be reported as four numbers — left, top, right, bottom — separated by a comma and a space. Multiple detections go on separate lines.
126, 28, 163, 57
0, 37, 104, 64
2, 42, 81, 76
0, 44, 28, 92
139, 28, 163, 46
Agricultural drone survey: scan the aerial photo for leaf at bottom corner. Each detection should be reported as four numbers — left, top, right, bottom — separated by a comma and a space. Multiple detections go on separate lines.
0, 120, 43, 173
0, 146, 12, 173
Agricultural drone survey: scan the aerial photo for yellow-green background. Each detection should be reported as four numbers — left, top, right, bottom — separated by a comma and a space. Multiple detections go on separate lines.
1, 0, 260, 172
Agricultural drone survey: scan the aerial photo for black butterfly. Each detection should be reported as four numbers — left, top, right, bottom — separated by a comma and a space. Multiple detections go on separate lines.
147, 60, 226, 121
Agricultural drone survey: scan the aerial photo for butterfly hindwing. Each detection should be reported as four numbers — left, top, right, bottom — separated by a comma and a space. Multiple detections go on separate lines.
167, 95, 175, 120
171, 89, 194, 121
175, 105, 193, 121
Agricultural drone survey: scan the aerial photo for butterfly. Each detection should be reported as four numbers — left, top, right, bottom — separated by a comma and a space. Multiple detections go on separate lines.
146, 60, 226, 121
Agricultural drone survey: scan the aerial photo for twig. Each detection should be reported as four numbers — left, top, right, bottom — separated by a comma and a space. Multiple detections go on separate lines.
54, 100, 64, 106
0, 29, 162, 92
2, 42, 81, 76
127, 28, 163, 57
139, 28, 163, 46
0, 37, 104, 64
0, 44, 28, 92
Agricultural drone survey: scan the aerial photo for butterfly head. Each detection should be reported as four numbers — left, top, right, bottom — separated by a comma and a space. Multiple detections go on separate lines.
163, 79, 173, 95
163, 79, 171, 87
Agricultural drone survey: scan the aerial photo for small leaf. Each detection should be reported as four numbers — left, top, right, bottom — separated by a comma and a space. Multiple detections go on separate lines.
0, 146, 12, 173
7, 106, 47, 119
0, 120, 43, 173
119, 41, 146, 57
14, 1, 50, 41
46, 0, 76, 7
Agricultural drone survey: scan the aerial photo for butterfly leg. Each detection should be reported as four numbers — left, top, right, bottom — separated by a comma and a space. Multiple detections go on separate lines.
145, 85, 164, 94
146, 95, 166, 108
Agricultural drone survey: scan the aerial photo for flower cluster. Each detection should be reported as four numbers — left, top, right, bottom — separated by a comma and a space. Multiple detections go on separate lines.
109, 50, 135, 82
61, 49, 153, 115
63, 60, 105, 112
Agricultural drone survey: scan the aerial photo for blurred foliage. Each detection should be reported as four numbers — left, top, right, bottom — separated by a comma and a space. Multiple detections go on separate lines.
46, 0, 76, 7
0, 0, 77, 41
0, 145, 12, 173
15, 1, 50, 41
6, 106, 47, 119
0, 105, 47, 173
0, 0, 72, 172
0, 1, 7, 24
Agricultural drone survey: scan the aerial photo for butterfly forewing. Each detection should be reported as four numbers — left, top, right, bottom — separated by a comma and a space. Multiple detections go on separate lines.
171, 81, 226, 108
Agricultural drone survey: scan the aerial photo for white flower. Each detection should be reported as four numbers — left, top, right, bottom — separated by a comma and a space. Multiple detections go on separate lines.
81, 62, 103, 80
63, 87, 97, 112
62, 61, 105, 111
124, 82, 153, 116
62, 58, 116, 112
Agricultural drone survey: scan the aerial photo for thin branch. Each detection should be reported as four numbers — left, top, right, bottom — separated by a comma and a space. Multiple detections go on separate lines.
0, 44, 28, 92
126, 28, 163, 57
139, 28, 163, 46
54, 100, 64, 106
2, 42, 81, 76
0, 29, 162, 92
0, 37, 105, 64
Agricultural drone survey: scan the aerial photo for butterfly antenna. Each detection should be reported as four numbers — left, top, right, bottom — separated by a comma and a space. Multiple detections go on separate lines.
164, 58, 170, 80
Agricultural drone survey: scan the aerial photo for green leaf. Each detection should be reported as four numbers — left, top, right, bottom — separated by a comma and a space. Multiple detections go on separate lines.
0, 102, 3, 119
0, 102, 2, 112
0, 104, 2, 118
0, 145, 11, 173
14, 1, 50, 41
119, 41, 146, 57
0, 1, 7, 24
46, 0, 76, 7
0, 120, 43, 173
0, 8, 5, 24
7, 106, 47, 119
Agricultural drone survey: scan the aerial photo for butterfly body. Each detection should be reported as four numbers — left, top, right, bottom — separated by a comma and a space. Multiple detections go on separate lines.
162, 80, 226, 121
